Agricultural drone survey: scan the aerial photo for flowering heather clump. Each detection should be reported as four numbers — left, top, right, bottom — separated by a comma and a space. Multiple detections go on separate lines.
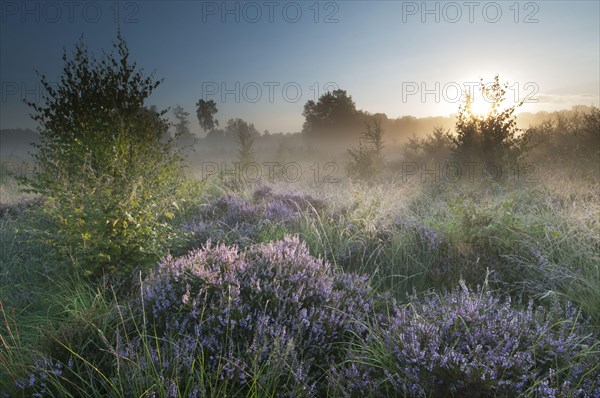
269, 191, 328, 213
252, 184, 274, 202
11, 356, 73, 397
264, 198, 299, 222
182, 187, 328, 247
180, 194, 263, 246
210, 194, 263, 225
123, 235, 375, 395
416, 225, 443, 249
335, 281, 600, 397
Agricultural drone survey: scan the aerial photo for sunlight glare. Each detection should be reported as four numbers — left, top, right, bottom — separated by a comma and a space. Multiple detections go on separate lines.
469, 95, 492, 118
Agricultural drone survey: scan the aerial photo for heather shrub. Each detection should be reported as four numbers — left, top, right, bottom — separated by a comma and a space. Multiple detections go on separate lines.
181, 193, 269, 247
121, 235, 376, 395
334, 281, 600, 397
182, 186, 327, 248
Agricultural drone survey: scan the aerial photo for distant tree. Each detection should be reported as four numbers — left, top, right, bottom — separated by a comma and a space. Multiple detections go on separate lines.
363, 117, 384, 155
453, 75, 526, 166
196, 99, 219, 132
172, 104, 195, 145
226, 118, 259, 165
346, 118, 385, 179
302, 89, 361, 139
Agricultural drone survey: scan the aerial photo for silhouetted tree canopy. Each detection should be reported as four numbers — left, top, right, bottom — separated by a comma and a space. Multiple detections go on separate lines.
302, 89, 362, 139
196, 99, 219, 132
453, 75, 526, 166
403, 127, 454, 163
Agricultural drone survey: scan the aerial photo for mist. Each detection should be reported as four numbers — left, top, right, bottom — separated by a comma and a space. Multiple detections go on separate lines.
1, 1, 599, 396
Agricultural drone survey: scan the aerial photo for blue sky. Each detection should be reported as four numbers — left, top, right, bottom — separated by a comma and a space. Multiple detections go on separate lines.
1, 1, 599, 135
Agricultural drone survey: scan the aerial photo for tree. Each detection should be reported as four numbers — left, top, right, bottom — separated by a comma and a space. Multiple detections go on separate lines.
452, 75, 526, 167
302, 89, 361, 139
363, 117, 384, 155
196, 99, 219, 133
172, 104, 195, 145
346, 118, 385, 179
226, 118, 258, 166
24, 34, 185, 279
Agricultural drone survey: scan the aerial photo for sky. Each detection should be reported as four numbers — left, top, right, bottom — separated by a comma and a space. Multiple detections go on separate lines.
1, 0, 599, 135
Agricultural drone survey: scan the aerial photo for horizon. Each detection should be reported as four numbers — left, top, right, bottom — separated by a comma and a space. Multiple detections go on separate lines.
0, 104, 596, 137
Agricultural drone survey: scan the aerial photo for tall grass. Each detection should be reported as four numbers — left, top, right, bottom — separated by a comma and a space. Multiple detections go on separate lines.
1, 164, 598, 396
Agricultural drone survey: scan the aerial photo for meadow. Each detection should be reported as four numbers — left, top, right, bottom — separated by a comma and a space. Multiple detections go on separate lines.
1, 142, 599, 396
1, 36, 599, 397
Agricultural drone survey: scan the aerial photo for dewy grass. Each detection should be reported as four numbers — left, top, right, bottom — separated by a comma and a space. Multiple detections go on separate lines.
1, 164, 599, 396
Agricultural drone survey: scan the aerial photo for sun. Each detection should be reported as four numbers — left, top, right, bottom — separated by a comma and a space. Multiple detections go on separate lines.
460, 89, 493, 119
468, 94, 492, 118
456, 72, 518, 118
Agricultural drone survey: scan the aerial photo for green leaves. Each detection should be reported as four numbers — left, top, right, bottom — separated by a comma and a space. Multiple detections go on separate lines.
24, 34, 187, 280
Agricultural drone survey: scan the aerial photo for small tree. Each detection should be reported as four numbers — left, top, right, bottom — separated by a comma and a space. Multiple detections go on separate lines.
24, 34, 185, 279
346, 118, 385, 179
226, 118, 258, 167
453, 75, 526, 167
363, 117, 384, 155
172, 104, 195, 146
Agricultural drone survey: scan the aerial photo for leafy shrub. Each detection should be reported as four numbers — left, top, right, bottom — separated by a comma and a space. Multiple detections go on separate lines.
118, 235, 375, 396
524, 106, 600, 175
403, 127, 454, 164
452, 75, 527, 170
23, 34, 186, 278
334, 282, 600, 397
